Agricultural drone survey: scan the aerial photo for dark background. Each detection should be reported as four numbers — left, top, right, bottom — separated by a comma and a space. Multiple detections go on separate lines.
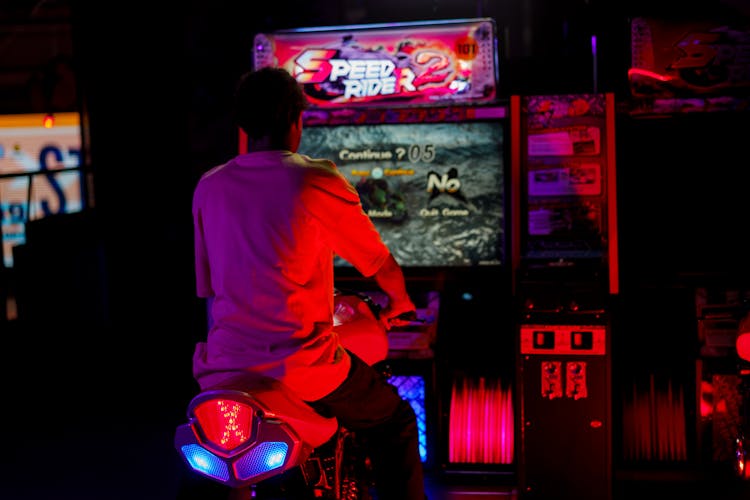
2, 0, 750, 498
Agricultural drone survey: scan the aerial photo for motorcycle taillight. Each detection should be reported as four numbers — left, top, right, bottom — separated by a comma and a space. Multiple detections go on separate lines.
176, 387, 319, 488
193, 398, 255, 452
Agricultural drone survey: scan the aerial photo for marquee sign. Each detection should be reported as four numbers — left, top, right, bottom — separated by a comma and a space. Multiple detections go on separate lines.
253, 18, 498, 108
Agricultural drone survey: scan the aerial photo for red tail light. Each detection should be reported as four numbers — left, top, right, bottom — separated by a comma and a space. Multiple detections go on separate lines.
193, 399, 256, 452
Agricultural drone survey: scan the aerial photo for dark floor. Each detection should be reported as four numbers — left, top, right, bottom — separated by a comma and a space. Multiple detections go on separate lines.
425, 470, 750, 500
4, 412, 748, 500
2, 316, 750, 500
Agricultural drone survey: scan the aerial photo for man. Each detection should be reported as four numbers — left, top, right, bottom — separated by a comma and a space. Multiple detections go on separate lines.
191, 66, 425, 499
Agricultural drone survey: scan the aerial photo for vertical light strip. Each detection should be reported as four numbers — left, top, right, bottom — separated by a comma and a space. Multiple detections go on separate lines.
591, 35, 598, 94
622, 375, 687, 462
510, 95, 522, 295
605, 92, 619, 294
449, 376, 514, 464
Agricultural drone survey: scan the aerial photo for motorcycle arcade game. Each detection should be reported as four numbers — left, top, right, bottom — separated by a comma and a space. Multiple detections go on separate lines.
252, 16, 514, 491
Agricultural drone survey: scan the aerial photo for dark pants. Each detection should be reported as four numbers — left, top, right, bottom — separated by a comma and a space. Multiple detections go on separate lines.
308, 351, 425, 500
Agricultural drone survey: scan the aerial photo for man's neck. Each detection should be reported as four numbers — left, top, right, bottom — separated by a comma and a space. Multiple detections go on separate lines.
249, 137, 281, 152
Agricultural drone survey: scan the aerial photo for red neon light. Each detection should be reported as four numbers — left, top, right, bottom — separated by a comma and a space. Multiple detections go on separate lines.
627, 68, 675, 83
449, 376, 514, 464
622, 375, 687, 461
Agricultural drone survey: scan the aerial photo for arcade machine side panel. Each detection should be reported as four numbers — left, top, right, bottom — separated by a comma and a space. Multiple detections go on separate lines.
511, 93, 617, 500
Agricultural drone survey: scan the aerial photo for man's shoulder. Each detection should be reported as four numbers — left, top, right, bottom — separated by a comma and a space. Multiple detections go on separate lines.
201, 161, 232, 179
295, 153, 337, 173
194, 162, 233, 194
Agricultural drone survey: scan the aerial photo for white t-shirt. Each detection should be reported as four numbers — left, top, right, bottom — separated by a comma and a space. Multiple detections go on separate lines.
191, 150, 389, 401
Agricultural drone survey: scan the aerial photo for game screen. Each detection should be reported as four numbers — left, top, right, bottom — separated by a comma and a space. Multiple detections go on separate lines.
299, 120, 505, 268
0, 112, 85, 267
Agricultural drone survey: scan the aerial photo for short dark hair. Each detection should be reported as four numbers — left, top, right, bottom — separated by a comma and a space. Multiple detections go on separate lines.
233, 67, 309, 148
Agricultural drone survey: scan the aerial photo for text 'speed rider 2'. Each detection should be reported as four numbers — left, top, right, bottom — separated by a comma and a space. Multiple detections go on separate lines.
253, 18, 498, 109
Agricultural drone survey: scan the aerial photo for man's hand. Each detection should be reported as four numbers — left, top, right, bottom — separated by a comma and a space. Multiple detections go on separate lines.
379, 297, 417, 330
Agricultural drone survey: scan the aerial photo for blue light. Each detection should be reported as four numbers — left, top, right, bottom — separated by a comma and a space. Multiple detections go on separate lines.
235, 442, 289, 481
181, 444, 231, 483
390, 375, 428, 463
265, 450, 286, 468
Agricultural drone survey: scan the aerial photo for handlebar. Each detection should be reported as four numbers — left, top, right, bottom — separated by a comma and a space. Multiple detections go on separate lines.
388, 310, 427, 327
334, 287, 427, 327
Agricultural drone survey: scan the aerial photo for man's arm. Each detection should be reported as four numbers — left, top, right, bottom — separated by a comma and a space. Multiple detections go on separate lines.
372, 253, 416, 327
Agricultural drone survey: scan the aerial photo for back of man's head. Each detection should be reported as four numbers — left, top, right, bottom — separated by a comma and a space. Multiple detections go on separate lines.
233, 67, 309, 148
